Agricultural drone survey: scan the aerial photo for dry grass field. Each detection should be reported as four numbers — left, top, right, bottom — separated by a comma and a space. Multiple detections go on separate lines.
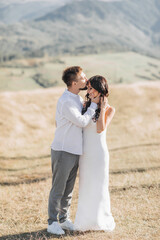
0, 81, 160, 240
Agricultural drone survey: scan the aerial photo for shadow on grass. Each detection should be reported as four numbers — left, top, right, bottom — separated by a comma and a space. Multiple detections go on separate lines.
0, 229, 86, 240
0, 141, 159, 161
1, 165, 160, 186
0, 176, 51, 186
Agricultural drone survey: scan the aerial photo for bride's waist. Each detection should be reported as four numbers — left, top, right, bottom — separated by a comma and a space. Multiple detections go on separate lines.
83, 141, 108, 154
83, 135, 107, 145
83, 131, 106, 138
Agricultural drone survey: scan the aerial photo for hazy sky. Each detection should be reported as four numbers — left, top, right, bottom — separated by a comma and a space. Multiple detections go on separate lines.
1, 0, 122, 3
0, 0, 62, 3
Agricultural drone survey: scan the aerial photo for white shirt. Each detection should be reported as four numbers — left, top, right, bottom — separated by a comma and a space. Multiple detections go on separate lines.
51, 89, 97, 155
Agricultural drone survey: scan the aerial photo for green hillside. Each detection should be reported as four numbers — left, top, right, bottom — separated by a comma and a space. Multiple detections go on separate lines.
0, 52, 160, 91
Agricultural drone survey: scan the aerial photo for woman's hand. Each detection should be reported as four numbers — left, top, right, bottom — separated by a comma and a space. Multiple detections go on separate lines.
100, 96, 108, 110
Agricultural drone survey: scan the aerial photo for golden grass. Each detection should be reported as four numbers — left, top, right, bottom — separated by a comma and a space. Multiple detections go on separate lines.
0, 82, 160, 239
0, 180, 159, 240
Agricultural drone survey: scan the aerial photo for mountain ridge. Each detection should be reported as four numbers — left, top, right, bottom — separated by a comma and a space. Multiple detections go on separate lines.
0, 0, 70, 24
0, 0, 159, 60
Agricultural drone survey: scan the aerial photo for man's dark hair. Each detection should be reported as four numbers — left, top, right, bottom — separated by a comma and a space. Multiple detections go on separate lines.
62, 66, 82, 87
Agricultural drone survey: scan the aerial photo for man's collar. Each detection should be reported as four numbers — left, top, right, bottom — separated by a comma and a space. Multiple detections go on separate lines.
65, 89, 79, 97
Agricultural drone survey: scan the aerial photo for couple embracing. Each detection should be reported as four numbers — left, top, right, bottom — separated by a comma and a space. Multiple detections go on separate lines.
47, 66, 116, 235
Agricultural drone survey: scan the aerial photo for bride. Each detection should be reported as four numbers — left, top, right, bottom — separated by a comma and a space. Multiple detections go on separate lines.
74, 75, 116, 231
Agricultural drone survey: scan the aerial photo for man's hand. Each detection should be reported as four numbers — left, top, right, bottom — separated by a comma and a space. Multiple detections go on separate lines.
91, 93, 100, 104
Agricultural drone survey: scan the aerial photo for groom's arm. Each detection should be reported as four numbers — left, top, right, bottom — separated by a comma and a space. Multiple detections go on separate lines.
79, 96, 84, 105
61, 100, 97, 128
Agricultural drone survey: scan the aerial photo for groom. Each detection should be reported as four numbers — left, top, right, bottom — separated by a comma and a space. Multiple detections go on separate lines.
47, 66, 99, 235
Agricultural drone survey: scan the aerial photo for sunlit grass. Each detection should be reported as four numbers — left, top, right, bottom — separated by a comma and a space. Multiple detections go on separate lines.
0, 82, 160, 239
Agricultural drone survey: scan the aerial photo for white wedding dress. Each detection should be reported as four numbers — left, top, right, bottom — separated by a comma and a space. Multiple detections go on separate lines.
74, 116, 115, 231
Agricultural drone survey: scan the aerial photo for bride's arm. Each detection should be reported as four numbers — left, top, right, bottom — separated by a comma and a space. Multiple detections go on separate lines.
97, 107, 107, 133
105, 106, 115, 127
97, 97, 115, 133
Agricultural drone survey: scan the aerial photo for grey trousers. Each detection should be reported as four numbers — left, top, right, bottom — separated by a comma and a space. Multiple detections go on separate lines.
48, 149, 79, 224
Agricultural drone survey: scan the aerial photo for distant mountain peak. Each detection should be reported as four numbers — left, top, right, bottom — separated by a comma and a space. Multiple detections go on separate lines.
35, 0, 111, 22
0, 0, 159, 59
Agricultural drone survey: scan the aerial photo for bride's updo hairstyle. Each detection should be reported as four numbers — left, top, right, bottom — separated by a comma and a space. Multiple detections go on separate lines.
82, 75, 109, 122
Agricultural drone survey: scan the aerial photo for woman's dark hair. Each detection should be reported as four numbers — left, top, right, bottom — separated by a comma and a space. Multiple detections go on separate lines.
82, 75, 109, 122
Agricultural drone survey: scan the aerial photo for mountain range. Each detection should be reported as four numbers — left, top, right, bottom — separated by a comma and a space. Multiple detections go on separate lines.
0, 0, 159, 60
0, 0, 70, 23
